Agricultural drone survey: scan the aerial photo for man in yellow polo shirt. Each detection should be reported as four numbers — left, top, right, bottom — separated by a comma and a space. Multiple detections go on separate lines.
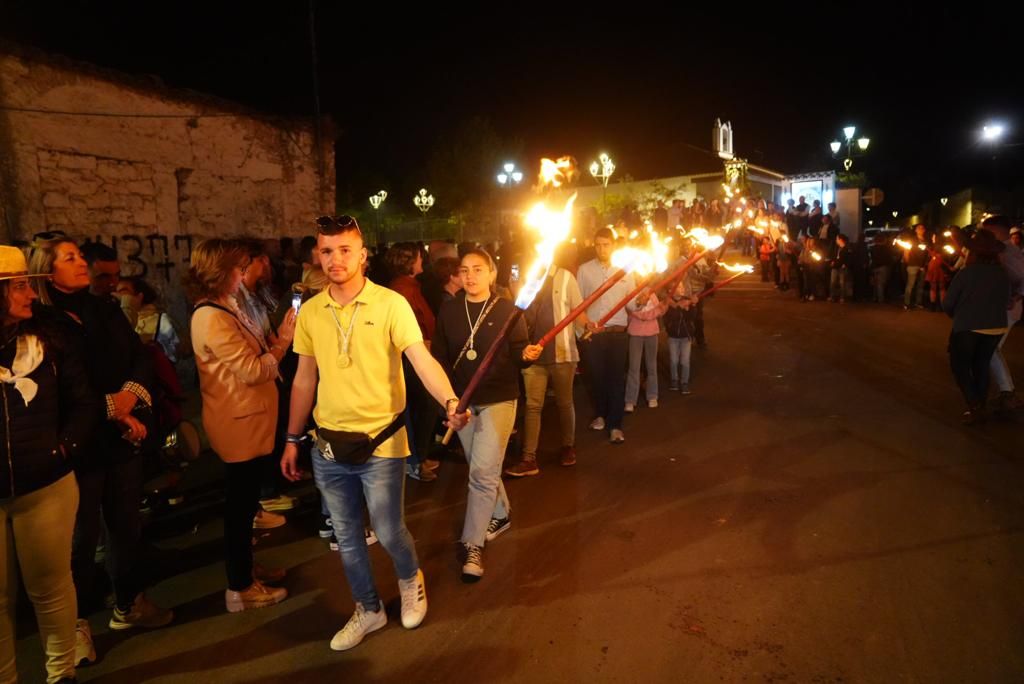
281, 216, 469, 652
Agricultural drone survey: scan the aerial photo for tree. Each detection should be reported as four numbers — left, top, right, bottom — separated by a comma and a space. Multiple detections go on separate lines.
425, 116, 523, 216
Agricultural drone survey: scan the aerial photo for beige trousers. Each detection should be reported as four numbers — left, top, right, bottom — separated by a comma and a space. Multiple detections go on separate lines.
0, 473, 79, 684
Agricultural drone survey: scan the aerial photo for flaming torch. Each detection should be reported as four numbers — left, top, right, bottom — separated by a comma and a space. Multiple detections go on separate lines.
441, 166, 575, 444
536, 245, 645, 348
580, 235, 670, 340
657, 228, 726, 296
695, 262, 755, 301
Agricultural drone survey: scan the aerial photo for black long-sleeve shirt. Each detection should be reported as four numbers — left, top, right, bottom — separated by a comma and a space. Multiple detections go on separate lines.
432, 292, 531, 406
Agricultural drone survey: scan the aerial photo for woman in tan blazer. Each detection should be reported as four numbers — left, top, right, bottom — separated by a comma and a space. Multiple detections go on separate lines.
186, 238, 296, 613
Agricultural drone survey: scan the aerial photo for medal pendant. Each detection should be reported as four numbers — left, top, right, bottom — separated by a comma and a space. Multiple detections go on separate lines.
338, 353, 352, 369
466, 349, 478, 361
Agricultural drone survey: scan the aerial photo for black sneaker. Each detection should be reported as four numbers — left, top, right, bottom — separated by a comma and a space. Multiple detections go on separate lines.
485, 517, 511, 542
461, 543, 483, 583
318, 515, 333, 539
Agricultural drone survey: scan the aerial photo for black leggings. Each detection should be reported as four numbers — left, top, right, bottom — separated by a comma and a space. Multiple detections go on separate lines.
72, 455, 144, 614
948, 331, 1001, 408
224, 456, 271, 591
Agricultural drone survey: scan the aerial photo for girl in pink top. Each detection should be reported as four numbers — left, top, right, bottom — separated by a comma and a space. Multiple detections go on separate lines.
625, 291, 667, 411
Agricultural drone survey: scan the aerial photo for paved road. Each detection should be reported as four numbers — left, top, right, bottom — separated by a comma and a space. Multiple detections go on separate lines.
18, 275, 1024, 683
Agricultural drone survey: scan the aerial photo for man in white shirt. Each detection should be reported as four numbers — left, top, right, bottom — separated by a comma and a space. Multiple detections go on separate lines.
578, 228, 637, 444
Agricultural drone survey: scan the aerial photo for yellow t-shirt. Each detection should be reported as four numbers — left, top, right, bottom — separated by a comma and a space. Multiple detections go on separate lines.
293, 280, 424, 458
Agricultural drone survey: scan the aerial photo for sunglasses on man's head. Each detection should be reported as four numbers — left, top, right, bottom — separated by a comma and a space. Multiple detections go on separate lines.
315, 215, 358, 229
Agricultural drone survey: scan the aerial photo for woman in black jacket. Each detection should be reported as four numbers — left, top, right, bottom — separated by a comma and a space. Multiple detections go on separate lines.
0, 245, 97, 684
942, 230, 1011, 424
29, 236, 172, 666
432, 248, 541, 583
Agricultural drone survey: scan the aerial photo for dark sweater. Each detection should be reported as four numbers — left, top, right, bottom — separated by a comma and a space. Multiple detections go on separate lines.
663, 302, 697, 339
432, 292, 531, 406
35, 287, 155, 467
942, 263, 1010, 333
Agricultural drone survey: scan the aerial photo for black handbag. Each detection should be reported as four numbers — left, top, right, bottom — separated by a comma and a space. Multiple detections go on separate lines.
315, 414, 405, 465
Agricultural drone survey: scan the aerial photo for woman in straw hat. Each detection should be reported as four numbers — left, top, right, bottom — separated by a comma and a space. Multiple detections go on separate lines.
0, 244, 98, 684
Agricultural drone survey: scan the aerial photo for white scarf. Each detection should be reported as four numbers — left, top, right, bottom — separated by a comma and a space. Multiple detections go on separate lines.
0, 335, 44, 406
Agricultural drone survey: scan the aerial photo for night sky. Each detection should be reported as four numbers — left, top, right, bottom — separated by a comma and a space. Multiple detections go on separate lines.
2, 2, 1020, 215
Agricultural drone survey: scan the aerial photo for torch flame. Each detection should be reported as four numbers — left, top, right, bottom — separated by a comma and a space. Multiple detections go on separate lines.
538, 157, 578, 189
515, 193, 576, 309
811, 251, 822, 261
683, 227, 725, 252
610, 247, 648, 274
717, 262, 755, 274
894, 239, 913, 250
943, 245, 956, 255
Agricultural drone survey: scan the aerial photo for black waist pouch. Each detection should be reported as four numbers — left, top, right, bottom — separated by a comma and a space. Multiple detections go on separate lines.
315, 415, 404, 465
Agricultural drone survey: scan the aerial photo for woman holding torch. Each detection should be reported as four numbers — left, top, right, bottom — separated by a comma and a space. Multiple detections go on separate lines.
432, 248, 542, 583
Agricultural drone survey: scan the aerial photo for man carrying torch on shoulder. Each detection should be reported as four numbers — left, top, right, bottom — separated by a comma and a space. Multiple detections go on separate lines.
280, 215, 470, 652
579, 227, 639, 444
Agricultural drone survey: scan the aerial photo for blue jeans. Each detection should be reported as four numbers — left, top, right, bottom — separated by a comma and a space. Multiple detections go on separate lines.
829, 266, 849, 300
904, 266, 923, 307
457, 400, 516, 547
312, 450, 418, 611
626, 334, 659, 404
872, 265, 890, 302
667, 337, 692, 385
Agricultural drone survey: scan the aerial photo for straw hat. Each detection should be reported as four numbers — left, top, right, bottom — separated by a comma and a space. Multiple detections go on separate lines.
0, 246, 47, 281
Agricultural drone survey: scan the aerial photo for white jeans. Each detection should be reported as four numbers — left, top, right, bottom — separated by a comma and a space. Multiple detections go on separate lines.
457, 400, 516, 547
990, 303, 1021, 392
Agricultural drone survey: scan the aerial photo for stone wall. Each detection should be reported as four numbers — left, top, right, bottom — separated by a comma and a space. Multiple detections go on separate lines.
0, 45, 335, 321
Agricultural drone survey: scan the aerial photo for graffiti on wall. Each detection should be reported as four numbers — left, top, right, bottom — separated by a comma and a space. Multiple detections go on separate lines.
82, 232, 194, 282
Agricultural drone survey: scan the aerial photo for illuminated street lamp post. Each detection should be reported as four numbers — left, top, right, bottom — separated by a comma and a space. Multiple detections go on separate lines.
414, 188, 434, 216
829, 125, 870, 171
496, 162, 524, 189
368, 189, 387, 238
413, 188, 435, 241
589, 153, 615, 214
496, 162, 524, 238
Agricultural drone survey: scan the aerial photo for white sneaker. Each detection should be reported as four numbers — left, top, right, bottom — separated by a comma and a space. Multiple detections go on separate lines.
589, 417, 605, 431
648, 399, 658, 408
75, 618, 96, 666
397, 569, 427, 629
610, 429, 625, 444
330, 601, 388, 651
624, 403, 635, 413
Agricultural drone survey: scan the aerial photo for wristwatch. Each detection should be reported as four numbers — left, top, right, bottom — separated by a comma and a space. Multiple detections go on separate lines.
285, 433, 307, 445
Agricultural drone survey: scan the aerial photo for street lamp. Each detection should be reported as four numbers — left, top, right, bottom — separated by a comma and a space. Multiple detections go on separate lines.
414, 188, 434, 216
829, 125, 870, 171
982, 123, 1005, 142
368, 190, 387, 237
589, 152, 615, 213
496, 162, 524, 188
